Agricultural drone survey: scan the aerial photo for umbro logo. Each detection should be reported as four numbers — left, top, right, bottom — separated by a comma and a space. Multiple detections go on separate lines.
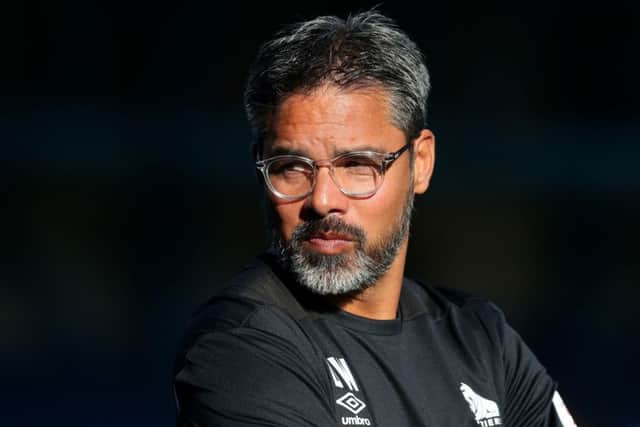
336, 392, 366, 414
460, 382, 503, 426
326, 356, 372, 426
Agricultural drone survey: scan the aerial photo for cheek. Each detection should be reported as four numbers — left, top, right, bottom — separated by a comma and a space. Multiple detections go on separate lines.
356, 198, 397, 234
358, 175, 410, 229
272, 200, 303, 238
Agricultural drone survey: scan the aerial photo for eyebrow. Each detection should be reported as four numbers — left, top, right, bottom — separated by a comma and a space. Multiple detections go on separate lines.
266, 146, 310, 158
333, 145, 386, 156
267, 144, 388, 159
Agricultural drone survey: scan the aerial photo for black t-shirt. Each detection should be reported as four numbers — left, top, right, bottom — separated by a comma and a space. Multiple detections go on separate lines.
174, 255, 576, 426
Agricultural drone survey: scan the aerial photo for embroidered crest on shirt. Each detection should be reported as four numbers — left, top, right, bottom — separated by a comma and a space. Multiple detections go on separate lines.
326, 357, 372, 425
460, 382, 503, 426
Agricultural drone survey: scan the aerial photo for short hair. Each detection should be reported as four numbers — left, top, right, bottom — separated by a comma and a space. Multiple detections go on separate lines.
244, 10, 431, 156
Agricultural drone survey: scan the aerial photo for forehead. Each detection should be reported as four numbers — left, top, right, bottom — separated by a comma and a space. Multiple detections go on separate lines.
264, 86, 404, 157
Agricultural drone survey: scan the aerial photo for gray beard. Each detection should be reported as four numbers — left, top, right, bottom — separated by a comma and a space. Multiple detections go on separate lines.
268, 189, 414, 296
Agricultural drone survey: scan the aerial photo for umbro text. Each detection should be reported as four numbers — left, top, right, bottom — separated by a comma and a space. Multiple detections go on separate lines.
341, 415, 371, 425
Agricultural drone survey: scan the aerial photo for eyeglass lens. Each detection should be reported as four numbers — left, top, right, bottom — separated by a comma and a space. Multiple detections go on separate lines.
267, 154, 383, 197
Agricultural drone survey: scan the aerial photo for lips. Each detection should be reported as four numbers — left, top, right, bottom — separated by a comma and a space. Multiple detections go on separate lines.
310, 231, 354, 241
306, 231, 354, 254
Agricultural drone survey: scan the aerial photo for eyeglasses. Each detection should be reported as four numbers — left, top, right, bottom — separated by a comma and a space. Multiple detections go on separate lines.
256, 143, 411, 200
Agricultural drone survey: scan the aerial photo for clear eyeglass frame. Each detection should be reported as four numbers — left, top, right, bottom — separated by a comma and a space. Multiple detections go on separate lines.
255, 142, 411, 201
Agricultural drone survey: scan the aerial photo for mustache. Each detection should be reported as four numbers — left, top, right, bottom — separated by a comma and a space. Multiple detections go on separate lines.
291, 216, 366, 246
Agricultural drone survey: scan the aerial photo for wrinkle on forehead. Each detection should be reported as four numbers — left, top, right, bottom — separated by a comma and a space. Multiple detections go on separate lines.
267, 85, 399, 157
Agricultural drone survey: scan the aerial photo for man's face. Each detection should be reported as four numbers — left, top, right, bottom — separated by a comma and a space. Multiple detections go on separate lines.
264, 85, 428, 295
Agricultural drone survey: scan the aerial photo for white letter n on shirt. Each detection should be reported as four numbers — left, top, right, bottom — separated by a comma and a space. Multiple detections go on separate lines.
326, 357, 359, 392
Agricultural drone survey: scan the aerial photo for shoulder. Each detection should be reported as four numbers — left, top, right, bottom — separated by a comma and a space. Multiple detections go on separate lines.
176, 256, 316, 364
402, 278, 508, 332
197, 255, 307, 318
404, 279, 566, 424
402, 278, 538, 368
173, 257, 336, 425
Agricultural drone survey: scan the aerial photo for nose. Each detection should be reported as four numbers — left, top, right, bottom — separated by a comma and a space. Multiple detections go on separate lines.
307, 166, 349, 217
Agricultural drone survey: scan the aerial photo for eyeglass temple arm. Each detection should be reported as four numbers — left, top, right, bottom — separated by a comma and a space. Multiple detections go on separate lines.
382, 142, 411, 167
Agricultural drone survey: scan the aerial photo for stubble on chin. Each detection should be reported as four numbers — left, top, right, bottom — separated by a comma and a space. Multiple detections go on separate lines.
265, 189, 414, 296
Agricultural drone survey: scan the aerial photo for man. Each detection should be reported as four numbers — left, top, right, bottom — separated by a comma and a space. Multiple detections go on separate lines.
174, 10, 577, 426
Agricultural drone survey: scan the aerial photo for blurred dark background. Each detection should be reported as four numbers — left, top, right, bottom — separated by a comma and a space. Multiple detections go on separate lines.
2, 1, 638, 426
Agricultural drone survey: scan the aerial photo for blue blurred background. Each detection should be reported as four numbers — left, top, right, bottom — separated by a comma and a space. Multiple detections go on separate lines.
2, 1, 639, 426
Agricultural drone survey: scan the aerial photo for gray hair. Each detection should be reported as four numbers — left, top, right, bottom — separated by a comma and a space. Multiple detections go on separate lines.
244, 10, 430, 156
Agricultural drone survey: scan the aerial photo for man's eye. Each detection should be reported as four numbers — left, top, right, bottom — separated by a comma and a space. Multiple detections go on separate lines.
284, 165, 309, 175
340, 156, 380, 170
271, 161, 310, 175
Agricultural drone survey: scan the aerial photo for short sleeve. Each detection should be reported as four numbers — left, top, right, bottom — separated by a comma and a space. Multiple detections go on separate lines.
174, 307, 336, 427
499, 308, 577, 426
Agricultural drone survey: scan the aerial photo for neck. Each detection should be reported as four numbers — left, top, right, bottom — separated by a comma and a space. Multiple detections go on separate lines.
330, 240, 408, 320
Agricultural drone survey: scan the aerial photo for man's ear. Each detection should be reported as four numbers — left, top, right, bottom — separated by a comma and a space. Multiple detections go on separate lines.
412, 129, 436, 194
